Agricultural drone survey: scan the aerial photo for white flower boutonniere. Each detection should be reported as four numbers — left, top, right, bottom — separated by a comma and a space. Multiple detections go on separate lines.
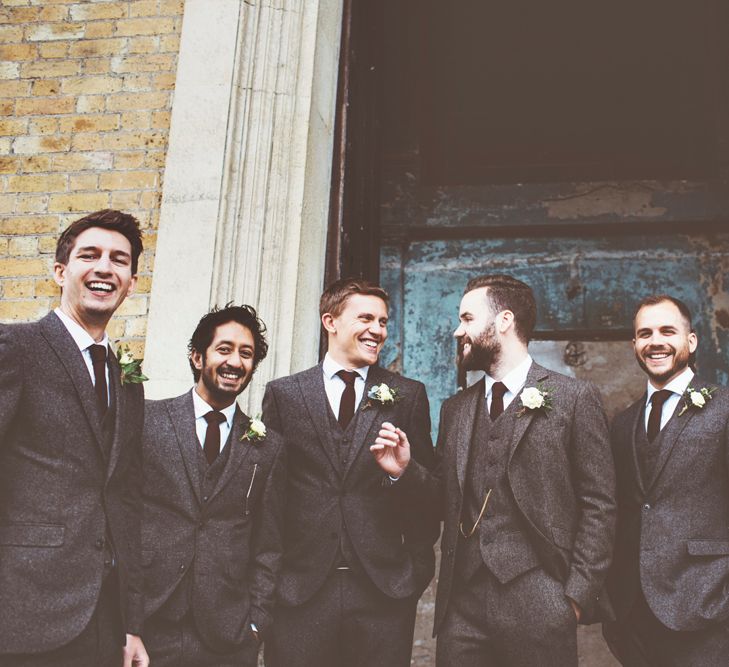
678, 386, 715, 417
116, 344, 148, 385
363, 383, 401, 409
517, 384, 553, 417
241, 416, 266, 443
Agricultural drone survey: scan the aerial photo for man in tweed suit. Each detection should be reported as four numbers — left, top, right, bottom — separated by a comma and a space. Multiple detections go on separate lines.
605, 295, 729, 665
141, 305, 285, 667
262, 278, 438, 667
0, 210, 148, 666
375, 274, 616, 666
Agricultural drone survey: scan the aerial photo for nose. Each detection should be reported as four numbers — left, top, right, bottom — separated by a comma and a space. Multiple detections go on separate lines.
368, 321, 385, 338
454, 323, 465, 339
93, 252, 113, 275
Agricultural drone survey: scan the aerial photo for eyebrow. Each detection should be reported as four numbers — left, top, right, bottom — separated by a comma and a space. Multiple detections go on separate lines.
75, 245, 132, 259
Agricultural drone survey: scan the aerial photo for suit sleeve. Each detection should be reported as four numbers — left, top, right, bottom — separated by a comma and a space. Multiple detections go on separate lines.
0, 326, 23, 445
248, 435, 286, 637
262, 382, 282, 434
564, 381, 617, 615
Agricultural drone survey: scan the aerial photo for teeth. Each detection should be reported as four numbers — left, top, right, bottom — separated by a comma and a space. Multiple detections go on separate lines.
220, 372, 241, 379
361, 340, 377, 348
88, 282, 113, 292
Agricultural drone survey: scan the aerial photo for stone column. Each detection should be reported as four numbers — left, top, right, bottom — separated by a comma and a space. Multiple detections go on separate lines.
145, 0, 343, 413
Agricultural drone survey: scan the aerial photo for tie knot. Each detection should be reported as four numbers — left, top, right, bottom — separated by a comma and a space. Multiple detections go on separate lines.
651, 389, 672, 407
204, 410, 226, 426
337, 370, 359, 386
492, 381, 508, 400
89, 344, 107, 364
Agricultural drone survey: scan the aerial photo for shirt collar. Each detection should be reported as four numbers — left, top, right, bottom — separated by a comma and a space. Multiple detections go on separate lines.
322, 352, 370, 382
646, 366, 694, 401
191, 387, 236, 426
54, 307, 109, 353
484, 354, 533, 397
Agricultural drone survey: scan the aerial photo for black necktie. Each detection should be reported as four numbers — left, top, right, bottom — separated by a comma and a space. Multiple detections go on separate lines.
337, 370, 359, 429
203, 411, 226, 466
490, 381, 508, 420
647, 390, 672, 442
89, 344, 108, 414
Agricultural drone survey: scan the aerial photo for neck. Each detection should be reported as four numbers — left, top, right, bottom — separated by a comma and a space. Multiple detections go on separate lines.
326, 348, 370, 371
648, 365, 690, 391
59, 304, 108, 343
195, 385, 237, 412
488, 343, 529, 381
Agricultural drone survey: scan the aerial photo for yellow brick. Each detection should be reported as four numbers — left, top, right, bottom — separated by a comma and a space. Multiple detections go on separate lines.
106, 317, 126, 339
21, 59, 79, 78
150, 110, 171, 129
3, 5, 68, 22
84, 21, 115, 39
48, 192, 109, 213
76, 95, 105, 113
28, 117, 59, 135
68, 37, 125, 58
139, 190, 160, 210
0, 43, 36, 60
113, 152, 144, 169
121, 17, 176, 37
51, 151, 113, 171
69, 3, 126, 21
1, 0, 32, 8
0, 216, 58, 235
100, 130, 166, 150
21, 155, 52, 173
84, 59, 111, 75
127, 36, 158, 54
159, 33, 180, 53
0, 257, 47, 276
0, 137, 12, 154
110, 190, 140, 209
37, 238, 57, 255
0, 238, 7, 255
0, 194, 15, 214
16, 96, 75, 116
106, 91, 169, 112
26, 22, 84, 42
0, 101, 13, 116
119, 110, 150, 129
61, 75, 122, 95
115, 295, 147, 316
0, 80, 30, 97
13, 134, 71, 154
133, 274, 152, 293
0, 25, 23, 43
59, 114, 120, 133
16, 194, 49, 215
0, 299, 50, 322
0, 62, 20, 79
37, 41, 69, 59
31, 79, 60, 96
35, 277, 59, 294
0, 118, 28, 135
121, 339, 145, 358
2, 278, 35, 298
7, 174, 67, 193
112, 53, 174, 74
8, 236, 38, 256
160, 0, 185, 14
130, 1, 158, 18
69, 173, 98, 191
0, 156, 18, 174
124, 316, 147, 336
121, 74, 152, 93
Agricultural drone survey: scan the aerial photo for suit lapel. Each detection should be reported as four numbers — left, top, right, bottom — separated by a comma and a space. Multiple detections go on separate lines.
168, 392, 204, 504
297, 365, 341, 473
208, 406, 253, 503
626, 396, 648, 495
507, 362, 550, 462
39, 312, 104, 446
455, 380, 483, 490
342, 365, 385, 479
105, 352, 124, 482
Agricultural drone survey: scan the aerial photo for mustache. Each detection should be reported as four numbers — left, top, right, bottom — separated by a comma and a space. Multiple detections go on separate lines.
218, 365, 244, 377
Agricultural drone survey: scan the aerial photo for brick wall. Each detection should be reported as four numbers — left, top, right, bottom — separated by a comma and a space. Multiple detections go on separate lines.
0, 0, 184, 356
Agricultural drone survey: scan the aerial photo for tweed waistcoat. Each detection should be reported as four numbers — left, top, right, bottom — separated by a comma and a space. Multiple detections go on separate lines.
635, 406, 667, 487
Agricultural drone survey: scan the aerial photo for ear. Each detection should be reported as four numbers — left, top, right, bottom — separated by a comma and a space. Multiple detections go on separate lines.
497, 310, 515, 335
125, 274, 138, 298
53, 262, 66, 288
321, 312, 337, 335
688, 331, 698, 354
191, 349, 204, 371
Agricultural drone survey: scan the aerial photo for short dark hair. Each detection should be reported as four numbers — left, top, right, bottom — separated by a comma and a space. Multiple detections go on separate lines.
633, 294, 693, 332
187, 304, 269, 381
319, 277, 389, 319
55, 209, 144, 274
464, 274, 537, 343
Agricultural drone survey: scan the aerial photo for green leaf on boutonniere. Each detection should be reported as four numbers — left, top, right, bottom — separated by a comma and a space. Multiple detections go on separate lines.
363, 383, 401, 410
677, 385, 715, 416
241, 416, 266, 443
517, 383, 553, 417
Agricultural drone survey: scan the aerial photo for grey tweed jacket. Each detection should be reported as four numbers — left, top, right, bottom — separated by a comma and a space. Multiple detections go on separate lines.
0, 311, 144, 653
141, 392, 285, 645
608, 379, 729, 631
404, 362, 617, 633
262, 363, 439, 606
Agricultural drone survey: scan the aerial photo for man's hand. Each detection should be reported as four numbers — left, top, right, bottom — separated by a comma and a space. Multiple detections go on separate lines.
567, 597, 582, 623
370, 421, 410, 478
123, 634, 149, 667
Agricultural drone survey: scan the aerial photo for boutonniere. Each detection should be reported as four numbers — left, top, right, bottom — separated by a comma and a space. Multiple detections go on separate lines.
241, 416, 266, 443
517, 384, 553, 417
363, 383, 401, 409
677, 386, 715, 416
116, 344, 148, 385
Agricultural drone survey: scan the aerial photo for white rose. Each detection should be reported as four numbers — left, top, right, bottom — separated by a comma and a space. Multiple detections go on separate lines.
690, 391, 705, 408
250, 418, 266, 437
119, 351, 134, 365
378, 385, 394, 402
520, 387, 544, 410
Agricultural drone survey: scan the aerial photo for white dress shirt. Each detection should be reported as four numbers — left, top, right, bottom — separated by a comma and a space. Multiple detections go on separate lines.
644, 366, 694, 433
192, 388, 236, 453
483, 354, 533, 412
322, 353, 370, 417
55, 307, 110, 403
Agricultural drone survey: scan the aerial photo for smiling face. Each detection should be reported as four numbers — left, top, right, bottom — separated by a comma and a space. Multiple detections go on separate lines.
53, 226, 137, 332
192, 321, 255, 410
454, 287, 502, 373
323, 293, 388, 369
633, 300, 697, 388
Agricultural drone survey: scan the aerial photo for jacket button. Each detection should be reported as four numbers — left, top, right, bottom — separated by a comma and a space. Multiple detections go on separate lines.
95, 537, 105, 550
642, 503, 651, 511
203, 495, 209, 502
179, 564, 185, 572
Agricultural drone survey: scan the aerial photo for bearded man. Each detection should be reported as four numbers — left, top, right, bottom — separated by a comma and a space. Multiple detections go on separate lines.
373, 274, 616, 667
604, 295, 729, 666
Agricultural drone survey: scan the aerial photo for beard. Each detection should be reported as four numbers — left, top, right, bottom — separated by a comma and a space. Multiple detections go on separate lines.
635, 343, 691, 385
201, 363, 251, 401
458, 323, 500, 373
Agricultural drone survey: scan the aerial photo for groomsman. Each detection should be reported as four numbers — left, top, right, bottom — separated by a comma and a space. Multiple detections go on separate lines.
140, 305, 285, 667
375, 274, 616, 667
605, 295, 729, 665
262, 278, 438, 667
0, 210, 148, 666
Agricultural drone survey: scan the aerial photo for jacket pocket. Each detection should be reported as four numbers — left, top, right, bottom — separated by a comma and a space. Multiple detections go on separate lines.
687, 539, 729, 556
0, 522, 65, 547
